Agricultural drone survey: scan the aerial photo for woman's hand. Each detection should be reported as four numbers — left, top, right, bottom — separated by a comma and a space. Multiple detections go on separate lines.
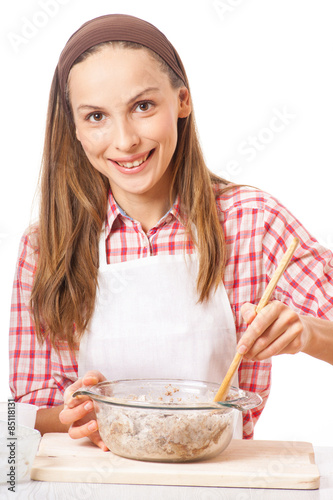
237, 300, 310, 361
59, 370, 109, 451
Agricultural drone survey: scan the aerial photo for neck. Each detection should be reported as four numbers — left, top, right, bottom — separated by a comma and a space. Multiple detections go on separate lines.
112, 184, 174, 233
122, 196, 171, 233
110, 166, 175, 232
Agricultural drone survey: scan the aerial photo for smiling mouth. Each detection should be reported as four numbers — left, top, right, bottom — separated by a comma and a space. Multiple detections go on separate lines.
114, 150, 154, 169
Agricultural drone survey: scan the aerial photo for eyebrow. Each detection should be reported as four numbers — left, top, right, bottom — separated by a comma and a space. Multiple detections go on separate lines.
77, 86, 160, 112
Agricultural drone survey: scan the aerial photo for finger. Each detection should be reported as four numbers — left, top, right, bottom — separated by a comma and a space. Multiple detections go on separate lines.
240, 302, 257, 325
238, 302, 277, 354
68, 418, 99, 439
81, 370, 107, 386
263, 321, 303, 358
64, 371, 107, 408
247, 313, 303, 360
59, 400, 94, 426
245, 311, 290, 358
68, 371, 106, 407
66, 409, 109, 451
90, 433, 109, 452
63, 377, 86, 407
249, 328, 300, 360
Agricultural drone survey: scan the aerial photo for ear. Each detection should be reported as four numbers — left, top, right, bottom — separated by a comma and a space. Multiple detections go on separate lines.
75, 128, 81, 142
178, 87, 191, 118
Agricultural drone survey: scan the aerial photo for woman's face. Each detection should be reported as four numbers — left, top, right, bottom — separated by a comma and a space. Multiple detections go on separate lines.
68, 46, 191, 209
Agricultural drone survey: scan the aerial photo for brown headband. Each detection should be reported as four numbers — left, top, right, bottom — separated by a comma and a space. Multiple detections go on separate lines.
57, 14, 187, 116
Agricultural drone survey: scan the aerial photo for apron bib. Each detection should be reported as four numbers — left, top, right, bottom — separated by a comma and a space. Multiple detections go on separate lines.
78, 232, 242, 437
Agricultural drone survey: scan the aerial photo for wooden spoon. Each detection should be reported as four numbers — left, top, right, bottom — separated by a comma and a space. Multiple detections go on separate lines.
213, 237, 299, 403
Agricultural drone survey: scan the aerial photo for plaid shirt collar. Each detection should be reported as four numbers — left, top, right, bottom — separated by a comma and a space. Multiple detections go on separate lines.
105, 189, 183, 237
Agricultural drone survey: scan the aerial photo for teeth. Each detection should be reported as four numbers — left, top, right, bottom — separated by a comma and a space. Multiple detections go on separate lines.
117, 152, 150, 168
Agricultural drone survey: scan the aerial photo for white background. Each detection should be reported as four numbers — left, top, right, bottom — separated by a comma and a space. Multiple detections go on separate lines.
1, 0, 332, 446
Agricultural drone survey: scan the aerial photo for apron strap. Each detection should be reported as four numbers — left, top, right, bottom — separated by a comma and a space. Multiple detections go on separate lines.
98, 227, 108, 269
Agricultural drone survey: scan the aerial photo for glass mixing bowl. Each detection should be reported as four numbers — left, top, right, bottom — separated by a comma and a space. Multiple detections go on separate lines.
73, 379, 262, 463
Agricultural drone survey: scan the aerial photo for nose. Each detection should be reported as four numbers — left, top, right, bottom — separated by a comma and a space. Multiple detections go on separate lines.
112, 117, 139, 152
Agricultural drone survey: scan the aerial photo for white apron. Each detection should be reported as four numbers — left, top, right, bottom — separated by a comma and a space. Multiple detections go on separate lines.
78, 231, 242, 438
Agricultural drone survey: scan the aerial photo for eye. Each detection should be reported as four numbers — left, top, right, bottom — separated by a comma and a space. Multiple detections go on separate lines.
135, 101, 153, 113
87, 112, 105, 123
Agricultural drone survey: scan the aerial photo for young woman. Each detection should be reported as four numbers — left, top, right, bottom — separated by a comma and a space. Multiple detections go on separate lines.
9, 14, 333, 452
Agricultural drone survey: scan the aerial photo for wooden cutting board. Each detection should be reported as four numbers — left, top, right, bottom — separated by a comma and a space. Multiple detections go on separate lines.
31, 433, 320, 490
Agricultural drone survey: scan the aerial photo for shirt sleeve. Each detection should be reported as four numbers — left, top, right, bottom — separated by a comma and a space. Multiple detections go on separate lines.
9, 228, 78, 408
261, 193, 333, 319
246, 192, 333, 437
219, 186, 333, 438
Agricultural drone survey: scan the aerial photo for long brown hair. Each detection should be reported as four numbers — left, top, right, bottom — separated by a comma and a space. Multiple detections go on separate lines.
31, 41, 234, 350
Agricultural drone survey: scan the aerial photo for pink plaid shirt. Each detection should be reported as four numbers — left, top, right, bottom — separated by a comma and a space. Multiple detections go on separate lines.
9, 186, 333, 438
